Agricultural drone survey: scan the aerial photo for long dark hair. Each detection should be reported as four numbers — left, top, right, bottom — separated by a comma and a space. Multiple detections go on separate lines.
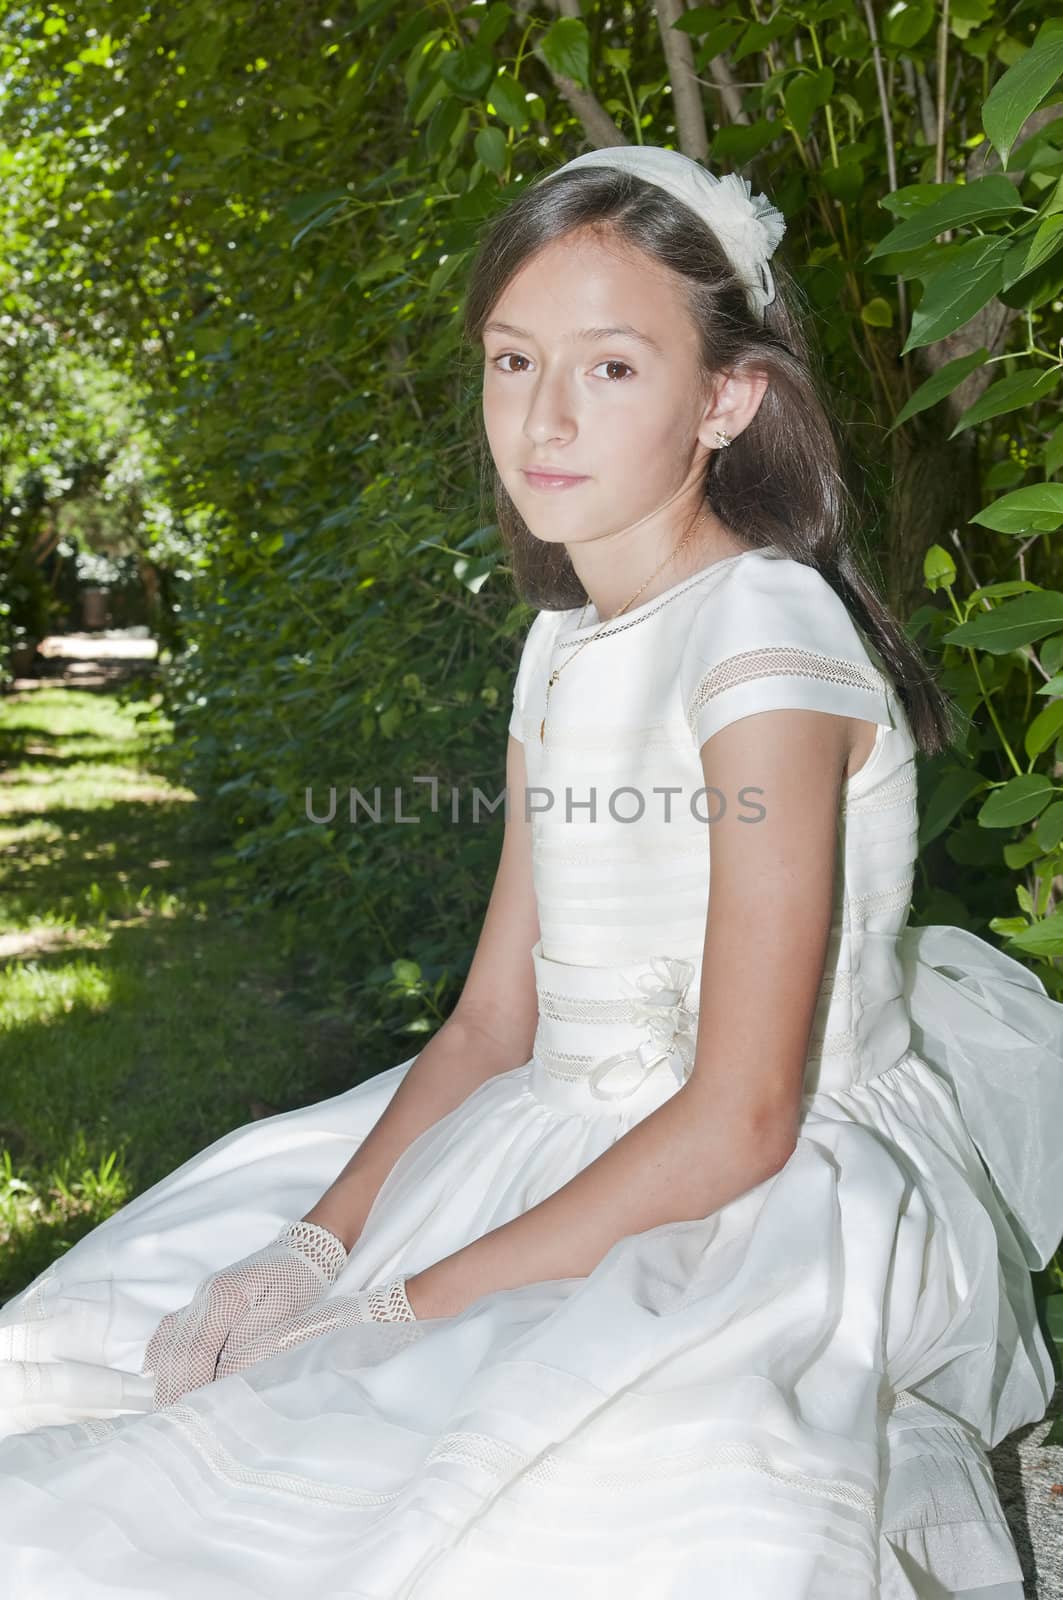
461, 161, 959, 757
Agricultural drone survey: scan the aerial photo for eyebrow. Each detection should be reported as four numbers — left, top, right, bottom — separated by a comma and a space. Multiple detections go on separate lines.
481, 320, 663, 355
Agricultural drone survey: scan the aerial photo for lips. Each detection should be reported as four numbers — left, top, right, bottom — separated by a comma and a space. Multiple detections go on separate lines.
523, 467, 588, 483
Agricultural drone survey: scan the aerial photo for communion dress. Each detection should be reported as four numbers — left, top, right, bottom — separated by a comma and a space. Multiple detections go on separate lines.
1, 542, 1062, 1600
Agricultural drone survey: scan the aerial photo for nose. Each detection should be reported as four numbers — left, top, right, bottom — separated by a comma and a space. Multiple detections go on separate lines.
523, 364, 577, 447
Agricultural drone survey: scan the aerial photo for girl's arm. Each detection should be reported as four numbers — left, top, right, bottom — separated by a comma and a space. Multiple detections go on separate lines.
303, 733, 541, 1249
405, 705, 851, 1318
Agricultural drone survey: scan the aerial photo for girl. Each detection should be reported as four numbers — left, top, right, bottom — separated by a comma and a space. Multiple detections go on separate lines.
1, 143, 1060, 1600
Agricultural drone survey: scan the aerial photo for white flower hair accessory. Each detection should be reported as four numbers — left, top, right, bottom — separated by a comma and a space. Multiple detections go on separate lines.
536, 145, 786, 322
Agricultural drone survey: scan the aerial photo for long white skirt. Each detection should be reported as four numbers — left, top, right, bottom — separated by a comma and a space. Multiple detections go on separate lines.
0, 924, 1059, 1599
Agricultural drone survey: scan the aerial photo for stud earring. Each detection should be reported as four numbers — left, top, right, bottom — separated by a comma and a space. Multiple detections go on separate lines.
713, 429, 733, 448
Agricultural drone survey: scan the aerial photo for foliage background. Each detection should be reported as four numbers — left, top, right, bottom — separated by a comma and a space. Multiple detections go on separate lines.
1, 2, 1062, 1353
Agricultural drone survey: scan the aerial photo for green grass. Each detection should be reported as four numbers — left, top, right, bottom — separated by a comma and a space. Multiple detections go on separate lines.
0, 680, 366, 1301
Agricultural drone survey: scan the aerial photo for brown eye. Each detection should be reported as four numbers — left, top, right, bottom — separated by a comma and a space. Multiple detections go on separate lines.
593, 360, 634, 382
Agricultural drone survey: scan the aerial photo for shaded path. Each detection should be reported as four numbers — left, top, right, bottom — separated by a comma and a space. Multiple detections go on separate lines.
13, 627, 159, 692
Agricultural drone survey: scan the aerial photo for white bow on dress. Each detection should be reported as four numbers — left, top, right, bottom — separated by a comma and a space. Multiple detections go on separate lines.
587, 957, 699, 1101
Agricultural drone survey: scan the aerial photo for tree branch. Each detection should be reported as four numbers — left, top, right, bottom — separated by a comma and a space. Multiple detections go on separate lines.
862, 0, 908, 335
537, 0, 626, 147
702, 50, 750, 126
904, 58, 937, 149
935, 0, 950, 186
655, 0, 708, 159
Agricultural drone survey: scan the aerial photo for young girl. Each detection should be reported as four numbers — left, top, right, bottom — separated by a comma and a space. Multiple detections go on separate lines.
0, 143, 1060, 1600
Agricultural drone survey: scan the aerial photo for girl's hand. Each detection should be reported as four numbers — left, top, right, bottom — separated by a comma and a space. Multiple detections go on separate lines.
141, 1220, 349, 1408
214, 1277, 418, 1378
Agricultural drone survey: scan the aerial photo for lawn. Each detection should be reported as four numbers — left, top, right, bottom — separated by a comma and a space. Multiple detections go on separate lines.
0, 676, 365, 1302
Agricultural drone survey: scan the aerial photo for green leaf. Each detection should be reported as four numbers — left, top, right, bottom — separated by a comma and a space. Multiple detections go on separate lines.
677, 8, 739, 41
867, 175, 1023, 260
879, 181, 955, 218
1001, 214, 1063, 289
439, 45, 496, 100
970, 486, 1063, 534
882, 0, 935, 47
950, 366, 1061, 437
1045, 634, 1063, 675
835, 91, 866, 128
691, 20, 747, 67
1010, 117, 1063, 174
984, 458, 1026, 490
486, 71, 529, 132
1043, 420, 1063, 477
474, 126, 507, 175
784, 67, 834, 140
711, 119, 778, 164
413, 87, 450, 141
977, 774, 1056, 828
949, 0, 994, 40
889, 348, 990, 431
291, 201, 347, 249
969, 580, 1042, 602
946, 818, 1006, 867
869, 241, 963, 282
821, 156, 866, 204
998, 238, 1063, 312
1003, 910, 1063, 957
476, 2, 513, 51
425, 94, 464, 162
452, 554, 495, 594
538, 18, 591, 89
426, 252, 465, 302
732, 15, 794, 64
283, 188, 349, 226
918, 767, 986, 848
983, 24, 1063, 169
1003, 833, 1046, 869
1027, 700, 1063, 761
860, 296, 893, 328
943, 589, 1063, 651
901, 236, 1010, 354
924, 544, 958, 589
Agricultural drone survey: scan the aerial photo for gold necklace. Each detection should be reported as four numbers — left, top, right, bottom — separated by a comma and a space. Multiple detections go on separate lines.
539, 522, 698, 746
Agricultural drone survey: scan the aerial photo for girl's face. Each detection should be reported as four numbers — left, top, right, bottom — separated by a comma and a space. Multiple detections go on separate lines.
481, 227, 762, 576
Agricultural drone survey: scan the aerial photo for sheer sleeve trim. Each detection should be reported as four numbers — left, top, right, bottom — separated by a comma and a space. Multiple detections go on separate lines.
686, 643, 894, 750
678, 555, 898, 752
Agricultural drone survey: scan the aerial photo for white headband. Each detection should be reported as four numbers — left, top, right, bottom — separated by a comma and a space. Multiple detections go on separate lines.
536, 145, 786, 323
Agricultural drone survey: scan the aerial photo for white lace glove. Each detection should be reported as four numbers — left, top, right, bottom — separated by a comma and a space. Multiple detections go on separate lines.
141, 1220, 349, 1408
215, 1277, 418, 1379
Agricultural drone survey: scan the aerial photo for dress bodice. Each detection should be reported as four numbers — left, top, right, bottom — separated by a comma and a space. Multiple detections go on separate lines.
510, 545, 921, 1099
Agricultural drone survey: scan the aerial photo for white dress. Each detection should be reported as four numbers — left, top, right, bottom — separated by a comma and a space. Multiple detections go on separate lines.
1, 544, 1061, 1600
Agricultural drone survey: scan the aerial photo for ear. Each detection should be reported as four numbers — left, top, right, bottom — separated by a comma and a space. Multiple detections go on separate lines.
696, 364, 771, 449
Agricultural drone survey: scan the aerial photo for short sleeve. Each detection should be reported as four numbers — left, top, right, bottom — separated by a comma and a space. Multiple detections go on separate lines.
679, 554, 895, 751
508, 609, 552, 743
